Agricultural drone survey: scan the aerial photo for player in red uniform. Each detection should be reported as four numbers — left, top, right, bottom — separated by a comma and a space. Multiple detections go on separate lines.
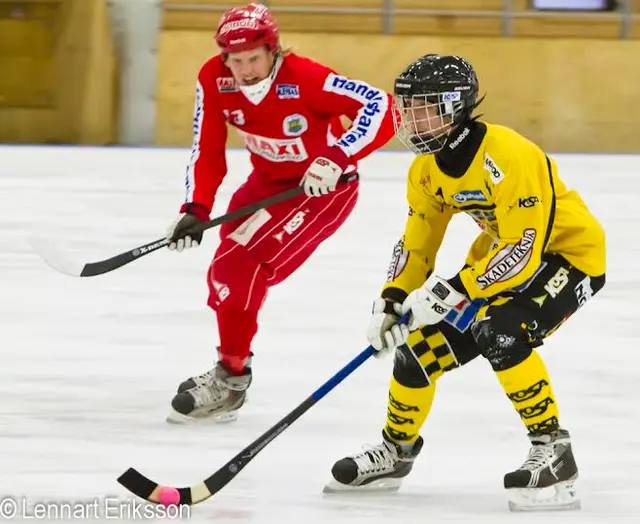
165, 3, 395, 423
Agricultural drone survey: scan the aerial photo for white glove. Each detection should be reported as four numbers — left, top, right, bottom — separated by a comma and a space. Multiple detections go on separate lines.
367, 298, 410, 358
300, 157, 343, 197
166, 213, 204, 252
402, 276, 467, 331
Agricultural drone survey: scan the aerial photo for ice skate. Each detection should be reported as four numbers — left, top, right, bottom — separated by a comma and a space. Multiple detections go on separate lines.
167, 361, 251, 424
323, 431, 423, 493
505, 428, 580, 512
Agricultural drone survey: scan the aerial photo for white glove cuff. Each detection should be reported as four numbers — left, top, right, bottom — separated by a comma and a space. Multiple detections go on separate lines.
430, 277, 467, 308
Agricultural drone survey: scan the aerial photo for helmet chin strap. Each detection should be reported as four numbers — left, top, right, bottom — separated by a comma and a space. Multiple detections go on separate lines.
238, 53, 283, 105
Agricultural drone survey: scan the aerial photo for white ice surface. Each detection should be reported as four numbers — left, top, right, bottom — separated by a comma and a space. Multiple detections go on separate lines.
0, 145, 638, 523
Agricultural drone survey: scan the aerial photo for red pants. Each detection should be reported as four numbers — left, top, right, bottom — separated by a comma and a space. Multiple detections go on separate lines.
207, 172, 359, 373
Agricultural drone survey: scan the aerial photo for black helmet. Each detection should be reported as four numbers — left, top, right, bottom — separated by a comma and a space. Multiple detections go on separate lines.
393, 54, 480, 154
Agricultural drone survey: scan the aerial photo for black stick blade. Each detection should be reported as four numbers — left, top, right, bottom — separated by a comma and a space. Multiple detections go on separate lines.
117, 468, 206, 505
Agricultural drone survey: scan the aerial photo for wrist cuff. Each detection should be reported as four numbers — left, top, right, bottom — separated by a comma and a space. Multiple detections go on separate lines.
381, 287, 409, 305
447, 273, 469, 299
321, 146, 351, 171
180, 202, 210, 221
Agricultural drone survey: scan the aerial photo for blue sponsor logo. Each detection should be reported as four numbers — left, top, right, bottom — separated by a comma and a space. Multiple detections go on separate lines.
330, 75, 384, 101
453, 190, 487, 203
442, 91, 461, 102
277, 84, 299, 99
328, 76, 385, 149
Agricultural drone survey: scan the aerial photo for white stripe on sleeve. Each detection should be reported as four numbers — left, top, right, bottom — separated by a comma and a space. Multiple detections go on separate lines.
184, 80, 204, 202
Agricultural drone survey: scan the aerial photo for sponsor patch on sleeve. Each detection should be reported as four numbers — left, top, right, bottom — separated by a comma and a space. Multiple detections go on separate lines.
323, 73, 388, 156
387, 237, 409, 282
476, 229, 536, 289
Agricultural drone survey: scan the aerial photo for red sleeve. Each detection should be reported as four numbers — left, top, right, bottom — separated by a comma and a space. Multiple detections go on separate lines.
304, 61, 396, 167
181, 62, 228, 219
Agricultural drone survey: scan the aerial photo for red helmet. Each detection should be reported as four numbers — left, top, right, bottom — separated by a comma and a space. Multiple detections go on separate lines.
215, 3, 279, 54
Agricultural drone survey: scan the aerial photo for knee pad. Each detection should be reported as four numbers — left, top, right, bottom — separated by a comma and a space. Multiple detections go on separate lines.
392, 326, 460, 388
471, 316, 532, 371
392, 344, 429, 388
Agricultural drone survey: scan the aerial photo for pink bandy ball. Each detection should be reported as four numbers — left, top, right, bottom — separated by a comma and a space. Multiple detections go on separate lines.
158, 486, 181, 506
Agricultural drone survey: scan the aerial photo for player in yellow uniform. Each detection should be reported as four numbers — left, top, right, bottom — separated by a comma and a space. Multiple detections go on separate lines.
325, 54, 606, 511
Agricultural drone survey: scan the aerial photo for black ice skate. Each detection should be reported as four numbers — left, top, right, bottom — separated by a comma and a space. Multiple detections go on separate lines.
505, 428, 580, 511
323, 431, 423, 493
166, 361, 251, 424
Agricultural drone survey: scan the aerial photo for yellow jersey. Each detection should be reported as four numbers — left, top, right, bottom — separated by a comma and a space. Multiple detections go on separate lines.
383, 122, 606, 301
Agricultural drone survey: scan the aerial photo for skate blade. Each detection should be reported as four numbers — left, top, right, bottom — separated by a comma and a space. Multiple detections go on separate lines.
507, 479, 581, 512
165, 408, 239, 425
322, 477, 402, 494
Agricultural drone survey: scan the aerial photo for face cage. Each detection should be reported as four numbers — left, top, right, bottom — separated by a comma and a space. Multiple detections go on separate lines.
393, 93, 464, 154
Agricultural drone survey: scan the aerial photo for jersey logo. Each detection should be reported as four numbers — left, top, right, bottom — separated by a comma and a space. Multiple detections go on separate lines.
217, 77, 238, 93
518, 196, 540, 208
386, 237, 409, 282
276, 84, 300, 99
476, 229, 537, 289
240, 131, 308, 162
323, 73, 387, 155
453, 190, 487, 204
325, 74, 384, 102
544, 267, 570, 298
574, 276, 593, 307
484, 153, 504, 184
282, 114, 308, 136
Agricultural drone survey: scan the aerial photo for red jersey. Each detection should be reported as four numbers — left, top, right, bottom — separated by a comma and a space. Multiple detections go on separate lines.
182, 52, 395, 215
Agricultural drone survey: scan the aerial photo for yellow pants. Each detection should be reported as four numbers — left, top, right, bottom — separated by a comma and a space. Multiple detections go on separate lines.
385, 323, 559, 444
382, 254, 606, 445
